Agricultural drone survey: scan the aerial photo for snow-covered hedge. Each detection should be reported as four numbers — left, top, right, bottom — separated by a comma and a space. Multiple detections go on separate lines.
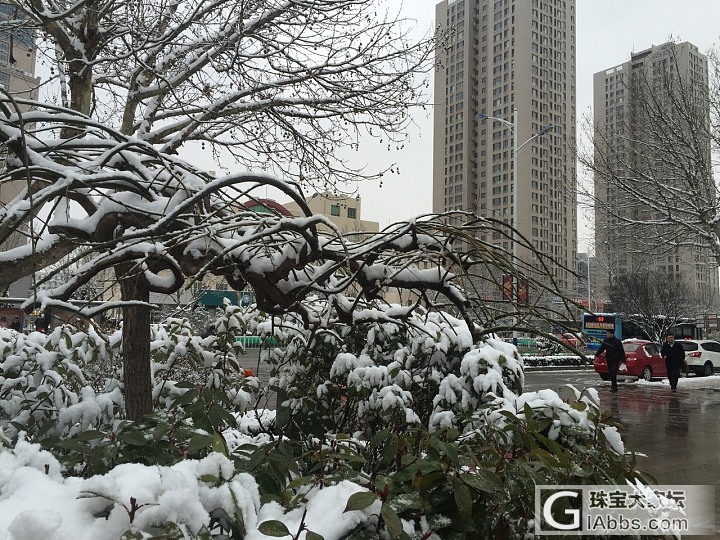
0, 304, 649, 539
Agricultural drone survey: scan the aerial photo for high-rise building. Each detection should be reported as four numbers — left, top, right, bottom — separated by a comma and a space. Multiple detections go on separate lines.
0, 3, 39, 298
432, 0, 578, 301
0, 4, 36, 95
593, 41, 718, 307
0, 2, 39, 205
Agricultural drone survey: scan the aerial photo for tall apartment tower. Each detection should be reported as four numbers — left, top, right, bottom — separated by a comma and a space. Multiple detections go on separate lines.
0, 3, 39, 297
593, 42, 719, 307
432, 0, 578, 298
0, 3, 38, 208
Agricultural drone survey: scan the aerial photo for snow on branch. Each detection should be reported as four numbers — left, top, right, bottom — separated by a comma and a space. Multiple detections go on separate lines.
0, 102, 489, 337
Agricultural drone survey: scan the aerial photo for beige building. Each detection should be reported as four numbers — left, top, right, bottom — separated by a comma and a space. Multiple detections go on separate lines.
593, 42, 719, 306
283, 192, 380, 237
432, 0, 578, 300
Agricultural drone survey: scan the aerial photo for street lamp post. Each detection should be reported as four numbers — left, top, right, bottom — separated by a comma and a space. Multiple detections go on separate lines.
576, 253, 593, 313
477, 108, 553, 340
587, 254, 592, 311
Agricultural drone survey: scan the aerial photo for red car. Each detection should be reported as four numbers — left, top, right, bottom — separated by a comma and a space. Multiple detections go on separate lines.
556, 332, 583, 348
594, 339, 667, 381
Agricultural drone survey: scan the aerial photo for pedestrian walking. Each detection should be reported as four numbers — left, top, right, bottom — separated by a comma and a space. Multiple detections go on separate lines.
661, 333, 685, 392
595, 329, 626, 392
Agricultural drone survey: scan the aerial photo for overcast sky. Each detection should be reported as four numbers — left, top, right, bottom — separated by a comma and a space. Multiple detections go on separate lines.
354, 0, 720, 251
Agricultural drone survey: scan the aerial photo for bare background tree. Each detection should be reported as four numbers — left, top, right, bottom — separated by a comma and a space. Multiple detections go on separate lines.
607, 267, 698, 340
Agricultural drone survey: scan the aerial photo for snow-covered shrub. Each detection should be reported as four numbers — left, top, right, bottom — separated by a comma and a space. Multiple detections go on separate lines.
0, 311, 258, 476
333, 386, 648, 539
216, 388, 648, 540
238, 302, 524, 436
0, 435, 263, 539
151, 313, 258, 418
212, 303, 651, 538
0, 326, 122, 441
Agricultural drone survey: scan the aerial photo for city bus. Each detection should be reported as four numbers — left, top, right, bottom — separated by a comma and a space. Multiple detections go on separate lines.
581, 313, 701, 350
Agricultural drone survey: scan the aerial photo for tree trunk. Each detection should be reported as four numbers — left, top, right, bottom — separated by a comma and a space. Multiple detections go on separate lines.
120, 272, 153, 422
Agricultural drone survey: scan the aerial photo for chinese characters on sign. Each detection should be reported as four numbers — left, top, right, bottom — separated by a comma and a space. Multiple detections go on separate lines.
535, 484, 714, 536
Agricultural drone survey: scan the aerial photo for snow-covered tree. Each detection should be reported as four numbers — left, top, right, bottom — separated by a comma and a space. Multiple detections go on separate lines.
0, 0, 577, 424
0, 0, 434, 420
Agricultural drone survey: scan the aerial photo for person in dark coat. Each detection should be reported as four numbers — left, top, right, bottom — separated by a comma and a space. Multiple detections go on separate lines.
595, 329, 626, 392
661, 333, 685, 392
10, 317, 21, 331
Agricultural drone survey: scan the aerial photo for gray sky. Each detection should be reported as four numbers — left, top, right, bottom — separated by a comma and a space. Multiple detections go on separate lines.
356, 0, 720, 251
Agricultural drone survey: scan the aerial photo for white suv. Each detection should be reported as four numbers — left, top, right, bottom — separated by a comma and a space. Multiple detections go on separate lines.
677, 339, 720, 377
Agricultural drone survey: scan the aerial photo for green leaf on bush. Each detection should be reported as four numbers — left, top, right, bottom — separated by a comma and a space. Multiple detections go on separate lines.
389, 492, 430, 512
74, 430, 105, 442
380, 436, 397, 466
199, 474, 219, 484
460, 469, 503, 493
534, 434, 570, 467
56, 439, 89, 453
453, 478, 473, 521
243, 447, 267, 470
381, 502, 403, 539
368, 428, 390, 451
286, 475, 316, 490
170, 388, 198, 408
152, 422, 171, 441
417, 470, 446, 491
344, 491, 377, 512
37, 420, 55, 436
305, 532, 325, 540
118, 431, 147, 446
257, 519, 291, 537
188, 433, 214, 453
437, 439, 459, 468
212, 431, 229, 456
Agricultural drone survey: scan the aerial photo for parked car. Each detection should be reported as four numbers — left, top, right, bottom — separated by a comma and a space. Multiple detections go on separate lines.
677, 339, 720, 377
558, 332, 583, 348
594, 339, 666, 381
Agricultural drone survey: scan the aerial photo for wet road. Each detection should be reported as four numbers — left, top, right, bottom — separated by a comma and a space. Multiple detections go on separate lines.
526, 368, 720, 537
